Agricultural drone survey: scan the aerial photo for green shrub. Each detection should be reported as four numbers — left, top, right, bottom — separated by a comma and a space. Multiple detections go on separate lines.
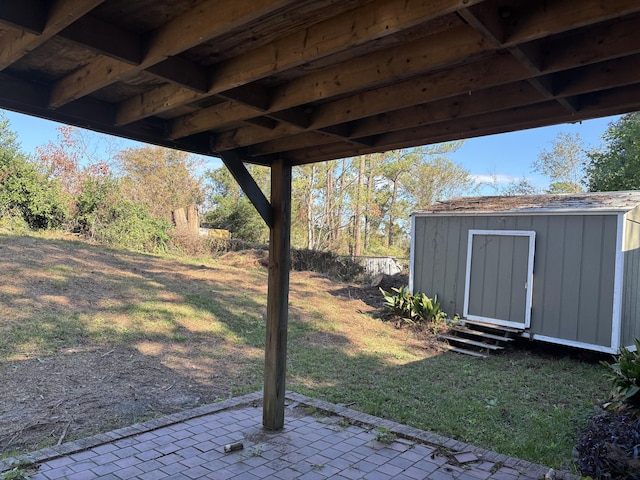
0, 155, 70, 230
601, 338, 640, 413
75, 178, 171, 253
380, 286, 446, 325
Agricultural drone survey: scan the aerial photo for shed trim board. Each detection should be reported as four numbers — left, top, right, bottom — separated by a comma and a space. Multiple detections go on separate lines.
462, 230, 536, 330
412, 210, 634, 218
523, 333, 618, 354
612, 213, 625, 353
409, 215, 416, 293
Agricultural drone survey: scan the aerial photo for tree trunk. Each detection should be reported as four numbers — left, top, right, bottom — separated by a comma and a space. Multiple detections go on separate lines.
388, 178, 399, 247
353, 156, 365, 256
172, 207, 188, 232
324, 165, 334, 249
305, 165, 316, 250
364, 156, 376, 251
186, 204, 199, 234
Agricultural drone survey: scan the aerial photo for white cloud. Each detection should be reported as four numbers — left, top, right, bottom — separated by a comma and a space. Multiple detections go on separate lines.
471, 173, 518, 184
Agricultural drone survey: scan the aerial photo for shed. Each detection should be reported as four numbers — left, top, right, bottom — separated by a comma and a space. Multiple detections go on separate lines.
410, 191, 640, 353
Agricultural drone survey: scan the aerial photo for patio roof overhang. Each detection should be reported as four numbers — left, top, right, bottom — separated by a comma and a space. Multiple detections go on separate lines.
1, 0, 639, 430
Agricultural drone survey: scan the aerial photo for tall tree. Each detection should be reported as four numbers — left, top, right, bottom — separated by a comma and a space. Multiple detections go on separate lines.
533, 132, 587, 193
586, 113, 640, 192
352, 155, 366, 256
404, 155, 476, 208
117, 145, 204, 222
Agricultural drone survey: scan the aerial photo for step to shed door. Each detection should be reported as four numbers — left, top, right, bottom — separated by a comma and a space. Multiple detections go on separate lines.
439, 318, 523, 358
463, 230, 536, 330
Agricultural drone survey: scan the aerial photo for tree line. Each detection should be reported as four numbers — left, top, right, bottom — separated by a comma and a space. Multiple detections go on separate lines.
0, 117, 202, 252
205, 142, 475, 256
1, 112, 639, 257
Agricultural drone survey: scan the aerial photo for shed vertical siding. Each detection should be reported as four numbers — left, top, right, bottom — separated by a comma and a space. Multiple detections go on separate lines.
622, 207, 640, 346
412, 213, 618, 348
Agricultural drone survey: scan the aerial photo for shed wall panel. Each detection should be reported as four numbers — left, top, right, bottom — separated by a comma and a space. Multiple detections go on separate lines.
412, 213, 618, 347
623, 207, 640, 346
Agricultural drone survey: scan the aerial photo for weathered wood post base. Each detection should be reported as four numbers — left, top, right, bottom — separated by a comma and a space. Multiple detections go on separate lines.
263, 158, 292, 430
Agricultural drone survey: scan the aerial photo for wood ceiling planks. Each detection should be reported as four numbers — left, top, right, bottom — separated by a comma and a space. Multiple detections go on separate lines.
0, 0, 637, 165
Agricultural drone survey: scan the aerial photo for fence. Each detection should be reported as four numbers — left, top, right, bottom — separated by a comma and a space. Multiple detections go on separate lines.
350, 256, 407, 276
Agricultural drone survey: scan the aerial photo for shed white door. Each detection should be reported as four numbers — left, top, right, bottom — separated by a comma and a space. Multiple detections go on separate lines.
463, 230, 535, 329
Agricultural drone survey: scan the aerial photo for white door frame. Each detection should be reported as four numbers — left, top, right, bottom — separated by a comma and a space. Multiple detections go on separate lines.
463, 229, 536, 329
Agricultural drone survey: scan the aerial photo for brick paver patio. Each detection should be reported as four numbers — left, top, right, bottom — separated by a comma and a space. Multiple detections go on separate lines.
0, 392, 574, 479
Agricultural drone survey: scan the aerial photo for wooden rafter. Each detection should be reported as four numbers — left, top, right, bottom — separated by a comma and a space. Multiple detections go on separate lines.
0, 0, 105, 71
114, 0, 486, 125
47, 0, 298, 107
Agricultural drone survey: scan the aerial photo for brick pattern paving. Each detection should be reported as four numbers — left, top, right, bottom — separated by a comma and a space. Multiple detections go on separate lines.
1, 392, 573, 479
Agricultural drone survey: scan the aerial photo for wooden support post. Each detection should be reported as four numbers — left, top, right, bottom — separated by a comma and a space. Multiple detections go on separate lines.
263, 158, 292, 430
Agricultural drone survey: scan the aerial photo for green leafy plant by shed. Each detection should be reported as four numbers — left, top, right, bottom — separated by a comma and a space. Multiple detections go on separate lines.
380, 286, 446, 325
601, 338, 640, 413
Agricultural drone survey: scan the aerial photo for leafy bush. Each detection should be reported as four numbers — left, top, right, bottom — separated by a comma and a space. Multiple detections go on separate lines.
203, 198, 267, 243
380, 286, 446, 325
0, 155, 70, 230
75, 178, 171, 253
601, 339, 640, 412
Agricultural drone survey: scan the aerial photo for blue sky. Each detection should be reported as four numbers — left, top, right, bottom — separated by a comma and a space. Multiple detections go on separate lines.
448, 115, 618, 194
2, 108, 619, 194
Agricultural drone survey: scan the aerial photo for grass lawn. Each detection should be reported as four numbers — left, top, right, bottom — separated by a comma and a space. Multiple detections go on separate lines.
0, 233, 609, 471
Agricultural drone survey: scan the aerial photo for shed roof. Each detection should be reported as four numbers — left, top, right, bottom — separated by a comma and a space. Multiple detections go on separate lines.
0, 1, 639, 166
413, 191, 640, 216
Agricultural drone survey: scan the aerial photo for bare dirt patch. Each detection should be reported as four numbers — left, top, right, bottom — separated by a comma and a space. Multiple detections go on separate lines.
0, 235, 430, 455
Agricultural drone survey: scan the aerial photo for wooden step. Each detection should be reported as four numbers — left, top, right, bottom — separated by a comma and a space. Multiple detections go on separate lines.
441, 344, 488, 358
451, 326, 514, 342
439, 335, 504, 351
459, 319, 523, 334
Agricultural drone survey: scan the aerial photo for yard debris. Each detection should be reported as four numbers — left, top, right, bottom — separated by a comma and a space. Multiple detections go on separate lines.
223, 442, 244, 453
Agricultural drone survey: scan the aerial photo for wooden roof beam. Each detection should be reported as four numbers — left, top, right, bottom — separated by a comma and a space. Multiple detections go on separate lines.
233, 52, 640, 158
48, 0, 297, 108
554, 54, 640, 99
115, 0, 487, 125
214, 13, 640, 152
249, 55, 640, 157
282, 86, 640, 165
0, 0, 46, 34
0, 72, 214, 157
539, 13, 640, 74
502, 0, 640, 46
169, 24, 492, 139
145, 57, 209, 93
247, 55, 640, 159
58, 14, 141, 65
459, 4, 577, 113
213, 54, 531, 151
0, 0, 105, 71
247, 82, 545, 156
